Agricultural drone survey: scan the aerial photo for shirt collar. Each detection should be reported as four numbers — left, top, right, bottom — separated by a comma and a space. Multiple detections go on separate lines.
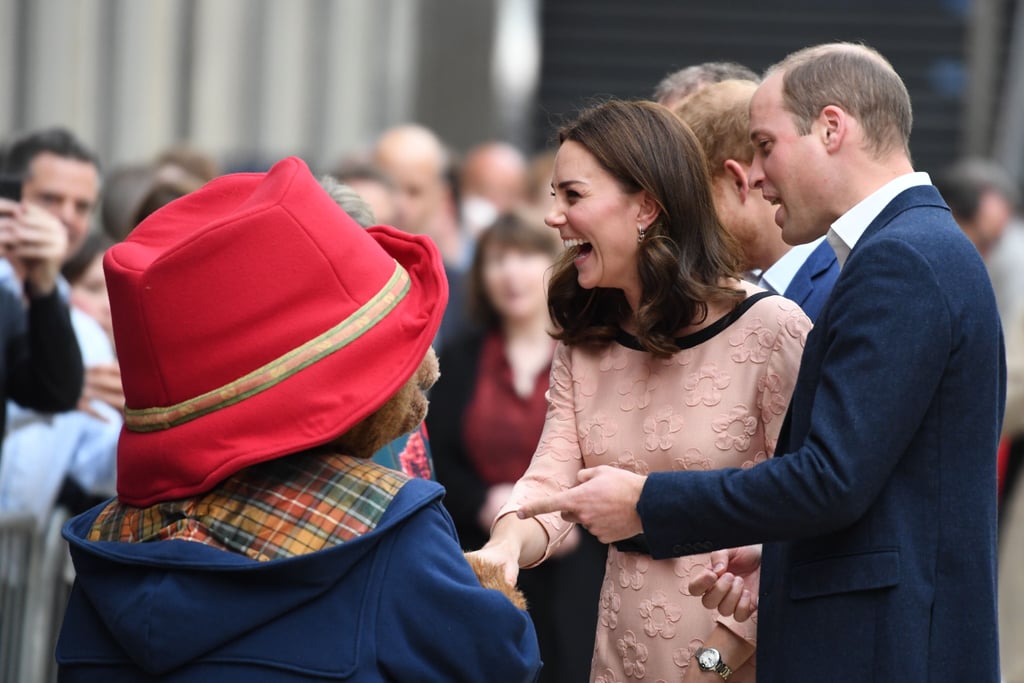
827, 171, 931, 268
758, 237, 826, 295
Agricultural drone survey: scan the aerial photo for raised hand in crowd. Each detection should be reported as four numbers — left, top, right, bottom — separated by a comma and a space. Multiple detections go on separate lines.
0, 198, 68, 295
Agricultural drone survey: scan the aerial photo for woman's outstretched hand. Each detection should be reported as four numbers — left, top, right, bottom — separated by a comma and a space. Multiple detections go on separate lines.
465, 540, 522, 587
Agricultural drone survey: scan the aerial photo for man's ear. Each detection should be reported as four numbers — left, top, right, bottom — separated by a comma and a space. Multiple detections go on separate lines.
819, 105, 846, 152
722, 159, 750, 203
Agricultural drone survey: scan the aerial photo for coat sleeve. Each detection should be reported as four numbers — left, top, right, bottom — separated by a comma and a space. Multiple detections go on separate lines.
376, 498, 541, 683
639, 237, 954, 555
6, 287, 84, 412
494, 341, 584, 564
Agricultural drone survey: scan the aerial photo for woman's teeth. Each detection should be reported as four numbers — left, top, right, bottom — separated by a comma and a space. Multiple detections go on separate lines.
563, 238, 589, 248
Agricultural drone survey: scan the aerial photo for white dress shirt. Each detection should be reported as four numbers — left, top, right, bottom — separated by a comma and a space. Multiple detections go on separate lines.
827, 172, 932, 268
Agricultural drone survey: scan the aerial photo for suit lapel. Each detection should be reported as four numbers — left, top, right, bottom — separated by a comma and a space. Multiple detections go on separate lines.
784, 241, 835, 306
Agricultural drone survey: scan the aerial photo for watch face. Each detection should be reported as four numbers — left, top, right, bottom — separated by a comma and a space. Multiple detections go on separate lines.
698, 648, 720, 669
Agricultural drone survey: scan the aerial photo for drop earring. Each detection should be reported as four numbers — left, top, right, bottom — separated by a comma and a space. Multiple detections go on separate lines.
637, 223, 646, 243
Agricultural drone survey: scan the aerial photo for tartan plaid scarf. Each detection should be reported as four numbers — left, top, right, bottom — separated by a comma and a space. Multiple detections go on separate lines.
89, 449, 409, 562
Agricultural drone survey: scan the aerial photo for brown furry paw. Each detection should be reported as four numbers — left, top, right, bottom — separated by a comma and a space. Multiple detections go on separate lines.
464, 554, 528, 610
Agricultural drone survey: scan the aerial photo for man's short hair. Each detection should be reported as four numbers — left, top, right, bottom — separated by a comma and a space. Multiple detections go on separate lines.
0, 127, 101, 178
769, 43, 912, 159
673, 79, 759, 175
653, 61, 760, 105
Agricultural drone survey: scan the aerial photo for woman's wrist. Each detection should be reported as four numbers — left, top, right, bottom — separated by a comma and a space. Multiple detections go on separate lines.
695, 623, 755, 675
488, 513, 547, 567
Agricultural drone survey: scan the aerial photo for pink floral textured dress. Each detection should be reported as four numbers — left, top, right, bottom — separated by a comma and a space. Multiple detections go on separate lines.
498, 285, 809, 682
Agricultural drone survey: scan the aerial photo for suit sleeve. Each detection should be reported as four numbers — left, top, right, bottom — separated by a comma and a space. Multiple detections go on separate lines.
639, 238, 951, 556
376, 498, 541, 683
6, 287, 84, 412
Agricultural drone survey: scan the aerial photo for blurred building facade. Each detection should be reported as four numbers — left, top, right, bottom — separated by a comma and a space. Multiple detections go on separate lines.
0, 0, 541, 171
0, 0, 1019, 176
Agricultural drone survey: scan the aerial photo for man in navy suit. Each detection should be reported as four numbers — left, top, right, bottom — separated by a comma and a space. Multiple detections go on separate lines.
673, 78, 839, 322
520, 43, 1004, 682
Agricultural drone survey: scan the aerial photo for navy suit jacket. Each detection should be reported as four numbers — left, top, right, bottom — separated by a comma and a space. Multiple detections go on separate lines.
639, 186, 1004, 682
782, 238, 839, 323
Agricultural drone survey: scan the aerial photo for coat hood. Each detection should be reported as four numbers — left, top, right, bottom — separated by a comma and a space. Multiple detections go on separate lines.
59, 477, 443, 676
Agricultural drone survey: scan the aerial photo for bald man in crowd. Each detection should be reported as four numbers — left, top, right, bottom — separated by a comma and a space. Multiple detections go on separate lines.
373, 124, 465, 350
458, 141, 530, 264
373, 125, 461, 265
460, 141, 528, 213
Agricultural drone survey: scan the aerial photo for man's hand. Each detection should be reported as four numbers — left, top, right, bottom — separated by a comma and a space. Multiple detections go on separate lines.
687, 545, 761, 622
516, 465, 646, 543
0, 199, 68, 295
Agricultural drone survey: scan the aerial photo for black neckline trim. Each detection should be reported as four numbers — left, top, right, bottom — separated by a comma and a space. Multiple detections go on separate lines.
614, 291, 775, 351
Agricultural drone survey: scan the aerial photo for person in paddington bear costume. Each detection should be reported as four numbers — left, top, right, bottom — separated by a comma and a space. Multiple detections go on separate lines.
55, 157, 541, 682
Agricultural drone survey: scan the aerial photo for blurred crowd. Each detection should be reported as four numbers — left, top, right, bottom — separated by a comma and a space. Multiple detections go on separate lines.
2, 56, 1024, 681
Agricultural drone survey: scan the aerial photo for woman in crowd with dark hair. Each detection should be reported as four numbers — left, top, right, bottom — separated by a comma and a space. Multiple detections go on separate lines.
427, 211, 605, 683
469, 100, 809, 682
62, 232, 116, 345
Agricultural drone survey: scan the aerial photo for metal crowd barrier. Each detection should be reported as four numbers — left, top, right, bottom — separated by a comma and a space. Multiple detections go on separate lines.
0, 508, 74, 683
0, 513, 35, 683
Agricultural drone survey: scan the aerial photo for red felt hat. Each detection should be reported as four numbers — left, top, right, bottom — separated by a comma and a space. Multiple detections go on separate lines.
106, 156, 447, 506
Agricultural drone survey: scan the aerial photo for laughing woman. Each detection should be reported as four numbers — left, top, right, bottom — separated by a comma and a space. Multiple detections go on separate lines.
427, 212, 606, 683
469, 100, 809, 682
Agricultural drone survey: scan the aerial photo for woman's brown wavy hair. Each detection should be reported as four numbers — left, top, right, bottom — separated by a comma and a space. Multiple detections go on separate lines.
548, 99, 743, 358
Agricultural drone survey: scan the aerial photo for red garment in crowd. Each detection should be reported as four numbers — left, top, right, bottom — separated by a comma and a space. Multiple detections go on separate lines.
461, 332, 551, 486
999, 436, 1010, 502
